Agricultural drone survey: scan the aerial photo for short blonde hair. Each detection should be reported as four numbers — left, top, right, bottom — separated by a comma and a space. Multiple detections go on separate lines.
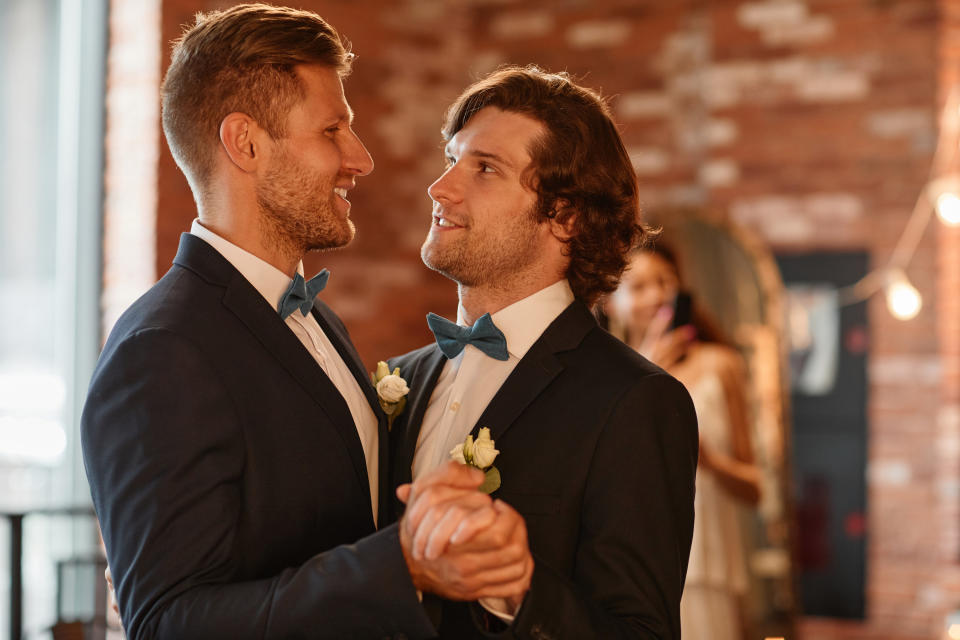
161, 3, 352, 194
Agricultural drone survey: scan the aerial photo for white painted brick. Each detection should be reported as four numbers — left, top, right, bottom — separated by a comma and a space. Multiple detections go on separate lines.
489, 11, 554, 40
616, 91, 672, 119
668, 72, 705, 99
469, 50, 507, 76
796, 69, 870, 102
731, 194, 801, 220
709, 61, 766, 87
918, 584, 945, 609
767, 56, 813, 83
626, 147, 670, 175
706, 118, 739, 147
655, 31, 710, 73
738, 0, 808, 30
729, 195, 817, 243
566, 19, 631, 49
940, 404, 960, 431
704, 62, 764, 107
939, 478, 960, 501
762, 15, 835, 46
804, 192, 864, 222
666, 185, 708, 206
699, 159, 740, 187
870, 355, 941, 386
868, 108, 933, 139
868, 459, 913, 487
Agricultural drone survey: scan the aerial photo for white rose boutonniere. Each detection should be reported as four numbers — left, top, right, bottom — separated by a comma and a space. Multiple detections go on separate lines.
371, 361, 409, 431
450, 427, 501, 494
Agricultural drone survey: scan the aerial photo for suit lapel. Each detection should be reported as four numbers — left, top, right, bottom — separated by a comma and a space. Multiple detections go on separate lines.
470, 301, 598, 443
395, 346, 447, 487
174, 235, 371, 503
311, 302, 393, 528
312, 303, 382, 417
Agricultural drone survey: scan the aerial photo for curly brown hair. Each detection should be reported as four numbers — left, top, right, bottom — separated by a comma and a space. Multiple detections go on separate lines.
161, 4, 353, 197
441, 65, 650, 305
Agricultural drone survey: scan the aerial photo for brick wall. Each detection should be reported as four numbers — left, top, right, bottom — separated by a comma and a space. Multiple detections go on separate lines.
103, 1, 959, 637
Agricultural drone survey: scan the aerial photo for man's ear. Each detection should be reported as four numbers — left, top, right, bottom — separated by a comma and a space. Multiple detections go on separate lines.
548, 199, 577, 241
219, 112, 265, 173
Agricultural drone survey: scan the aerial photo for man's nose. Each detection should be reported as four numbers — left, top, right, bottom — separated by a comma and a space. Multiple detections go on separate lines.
427, 167, 459, 203
343, 129, 374, 176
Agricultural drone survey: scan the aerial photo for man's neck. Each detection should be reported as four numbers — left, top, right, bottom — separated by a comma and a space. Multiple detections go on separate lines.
196, 208, 301, 278
457, 278, 566, 325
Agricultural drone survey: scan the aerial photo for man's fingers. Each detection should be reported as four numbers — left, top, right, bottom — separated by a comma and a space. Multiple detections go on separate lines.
411, 503, 446, 561
450, 501, 522, 553
405, 486, 490, 535
424, 503, 495, 561
439, 553, 533, 601
473, 557, 534, 600
396, 484, 411, 504
449, 506, 498, 546
407, 461, 483, 505
412, 493, 493, 559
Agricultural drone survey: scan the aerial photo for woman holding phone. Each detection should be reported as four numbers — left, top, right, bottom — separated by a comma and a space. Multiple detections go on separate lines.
607, 244, 762, 640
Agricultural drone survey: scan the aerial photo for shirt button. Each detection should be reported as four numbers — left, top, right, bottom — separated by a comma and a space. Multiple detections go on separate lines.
450, 401, 461, 412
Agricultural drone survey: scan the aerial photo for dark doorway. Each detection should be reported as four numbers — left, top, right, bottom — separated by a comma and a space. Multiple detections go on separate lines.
778, 252, 869, 619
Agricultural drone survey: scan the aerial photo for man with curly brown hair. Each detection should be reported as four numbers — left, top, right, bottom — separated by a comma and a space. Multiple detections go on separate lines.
389, 66, 700, 639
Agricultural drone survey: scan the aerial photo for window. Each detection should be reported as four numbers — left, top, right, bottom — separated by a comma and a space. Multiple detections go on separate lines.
0, 0, 107, 635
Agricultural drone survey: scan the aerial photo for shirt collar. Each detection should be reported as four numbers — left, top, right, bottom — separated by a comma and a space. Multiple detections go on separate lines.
457, 280, 575, 360
190, 219, 303, 312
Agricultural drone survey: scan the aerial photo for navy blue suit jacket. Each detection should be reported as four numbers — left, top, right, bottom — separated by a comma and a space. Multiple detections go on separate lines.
82, 234, 435, 639
388, 301, 698, 639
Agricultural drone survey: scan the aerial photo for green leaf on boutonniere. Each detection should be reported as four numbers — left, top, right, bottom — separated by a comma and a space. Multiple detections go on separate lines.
478, 466, 501, 494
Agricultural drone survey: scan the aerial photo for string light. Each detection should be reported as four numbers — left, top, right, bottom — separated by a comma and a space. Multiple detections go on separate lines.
836, 89, 960, 320
936, 191, 960, 226
886, 269, 922, 321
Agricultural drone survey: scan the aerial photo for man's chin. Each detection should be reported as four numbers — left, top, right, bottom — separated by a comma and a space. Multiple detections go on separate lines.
307, 222, 355, 252
420, 248, 475, 285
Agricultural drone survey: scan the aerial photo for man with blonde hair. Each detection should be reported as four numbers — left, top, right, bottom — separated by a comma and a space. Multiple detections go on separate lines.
82, 5, 529, 638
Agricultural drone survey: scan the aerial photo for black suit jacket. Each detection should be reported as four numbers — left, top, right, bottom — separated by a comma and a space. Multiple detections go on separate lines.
82, 234, 435, 640
387, 300, 698, 640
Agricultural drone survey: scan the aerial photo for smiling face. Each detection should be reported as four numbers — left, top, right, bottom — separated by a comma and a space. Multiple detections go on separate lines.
611, 251, 680, 336
420, 107, 557, 289
256, 64, 374, 254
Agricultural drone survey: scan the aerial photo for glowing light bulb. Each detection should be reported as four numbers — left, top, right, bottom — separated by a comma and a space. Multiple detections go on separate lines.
886, 270, 922, 320
937, 192, 960, 226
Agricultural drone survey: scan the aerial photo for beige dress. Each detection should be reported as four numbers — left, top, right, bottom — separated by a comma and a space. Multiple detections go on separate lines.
680, 373, 748, 640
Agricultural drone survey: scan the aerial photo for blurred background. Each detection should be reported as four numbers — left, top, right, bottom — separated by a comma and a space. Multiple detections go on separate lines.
2, 0, 960, 638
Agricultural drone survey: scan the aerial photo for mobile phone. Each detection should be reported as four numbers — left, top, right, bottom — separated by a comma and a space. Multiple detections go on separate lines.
670, 291, 693, 330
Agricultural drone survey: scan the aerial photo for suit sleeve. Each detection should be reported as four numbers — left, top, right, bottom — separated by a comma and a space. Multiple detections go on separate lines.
510, 373, 698, 640
81, 328, 435, 640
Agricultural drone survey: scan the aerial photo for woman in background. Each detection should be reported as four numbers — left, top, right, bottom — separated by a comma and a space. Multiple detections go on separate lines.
608, 245, 762, 640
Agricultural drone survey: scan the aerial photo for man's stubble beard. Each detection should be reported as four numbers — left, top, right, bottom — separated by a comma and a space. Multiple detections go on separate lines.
420, 205, 543, 289
256, 146, 354, 259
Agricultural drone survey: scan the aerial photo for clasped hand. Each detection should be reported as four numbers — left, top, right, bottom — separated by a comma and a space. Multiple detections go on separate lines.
397, 461, 533, 610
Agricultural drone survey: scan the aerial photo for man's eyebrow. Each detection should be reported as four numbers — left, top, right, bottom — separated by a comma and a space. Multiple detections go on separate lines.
445, 146, 515, 170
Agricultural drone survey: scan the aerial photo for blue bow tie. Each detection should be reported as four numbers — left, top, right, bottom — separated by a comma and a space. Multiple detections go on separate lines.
427, 312, 509, 361
278, 269, 330, 319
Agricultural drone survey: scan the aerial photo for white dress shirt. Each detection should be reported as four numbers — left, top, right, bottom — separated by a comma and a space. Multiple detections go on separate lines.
412, 279, 575, 480
412, 279, 575, 622
190, 220, 380, 525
